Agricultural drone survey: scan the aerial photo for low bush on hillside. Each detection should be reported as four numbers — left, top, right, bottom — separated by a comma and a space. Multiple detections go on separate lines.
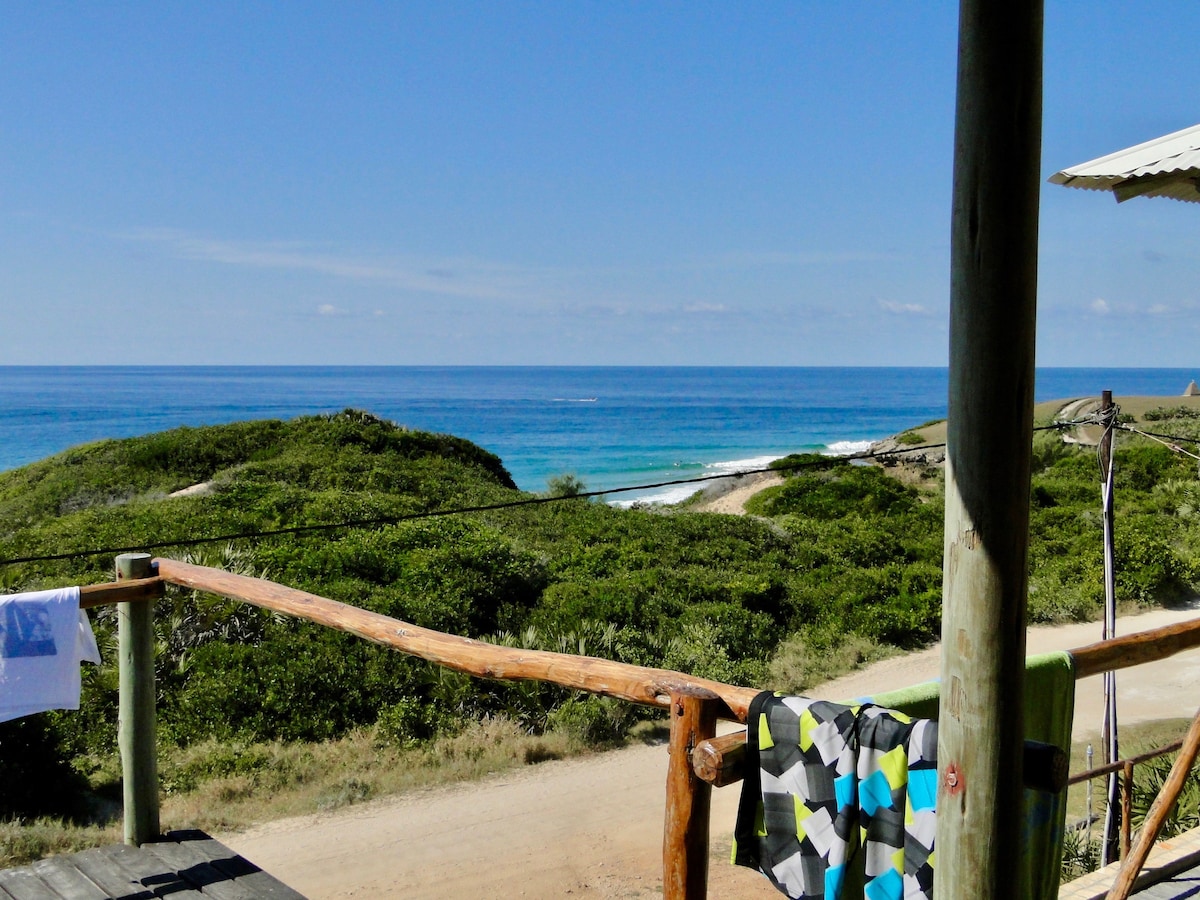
3, 407, 1200, 839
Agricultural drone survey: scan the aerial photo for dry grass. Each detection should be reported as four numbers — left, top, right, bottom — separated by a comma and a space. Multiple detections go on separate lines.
0, 820, 121, 869
1, 716, 595, 868
765, 631, 895, 693
161, 716, 587, 832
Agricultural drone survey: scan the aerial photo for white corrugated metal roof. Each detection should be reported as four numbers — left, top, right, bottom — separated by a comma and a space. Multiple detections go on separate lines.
1049, 122, 1200, 203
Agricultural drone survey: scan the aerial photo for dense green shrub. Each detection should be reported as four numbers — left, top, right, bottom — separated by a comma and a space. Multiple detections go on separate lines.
5, 409, 1200, 822
0, 718, 90, 821
1143, 406, 1200, 421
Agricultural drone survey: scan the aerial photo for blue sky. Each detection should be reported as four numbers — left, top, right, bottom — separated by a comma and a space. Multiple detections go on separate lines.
3, 3, 1199, 367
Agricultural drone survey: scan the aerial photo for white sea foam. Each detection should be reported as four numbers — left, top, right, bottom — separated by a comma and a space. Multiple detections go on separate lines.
705, 455, 781, 475
610, 484, 702, 508
608, 454, 784, 508
824, 440, 874, 456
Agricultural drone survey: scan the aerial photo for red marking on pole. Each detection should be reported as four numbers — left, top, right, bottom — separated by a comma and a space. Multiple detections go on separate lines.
944, 763, 965, 795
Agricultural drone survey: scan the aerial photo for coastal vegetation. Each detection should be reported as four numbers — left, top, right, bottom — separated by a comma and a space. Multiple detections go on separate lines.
2, 405, 1200, 862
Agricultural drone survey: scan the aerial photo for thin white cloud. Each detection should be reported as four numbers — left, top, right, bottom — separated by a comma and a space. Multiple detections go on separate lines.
715, 249, 905, 267
317, 304, 349, 317
682, 302, 729, 314
114, 228, 541, 302
1085, 298, 1193, 318
878, 300, 930, 316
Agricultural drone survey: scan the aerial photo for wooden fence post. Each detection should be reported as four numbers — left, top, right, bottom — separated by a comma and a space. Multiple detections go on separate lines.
663, 686, 720, 900
116, 552, 160, 845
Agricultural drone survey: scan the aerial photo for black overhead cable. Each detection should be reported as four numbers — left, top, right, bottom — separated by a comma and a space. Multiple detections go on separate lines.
0, 425, 1109, 569
0, 441, 952, 568
1115, 423, 1200, 448
0, 422, 1116, 569
0, 418, 1187, 570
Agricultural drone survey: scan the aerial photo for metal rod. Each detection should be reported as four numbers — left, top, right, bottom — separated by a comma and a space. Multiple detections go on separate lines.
1100, 391, 1121, 866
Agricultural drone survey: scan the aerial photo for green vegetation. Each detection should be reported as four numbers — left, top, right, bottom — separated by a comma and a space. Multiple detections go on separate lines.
3, 406, 1200, 863
896, 430, 927, 446
1143, 405, 1200, 421
544, 473, 589, 498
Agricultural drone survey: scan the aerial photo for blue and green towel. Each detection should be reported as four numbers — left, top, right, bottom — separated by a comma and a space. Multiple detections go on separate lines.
732, 651, 1074, 900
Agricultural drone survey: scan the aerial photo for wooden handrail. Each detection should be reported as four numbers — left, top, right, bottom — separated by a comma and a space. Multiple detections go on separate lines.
153, 557, 761, 720
692, 731, 1069, 793
79, 576, 164, 608
1067, 737, 1187, 861
82, 571, 1200, 681
90, 563, 1200, 701
89, 559, 1200, 898
1072, 616, 1200, 679
1067, 739, 1185, 786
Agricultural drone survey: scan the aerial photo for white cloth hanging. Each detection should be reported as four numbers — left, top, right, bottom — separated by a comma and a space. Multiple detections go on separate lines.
0, 587, 101, 723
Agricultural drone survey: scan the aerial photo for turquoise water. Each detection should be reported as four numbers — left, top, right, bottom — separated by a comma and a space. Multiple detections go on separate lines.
1, 367, 1196, 503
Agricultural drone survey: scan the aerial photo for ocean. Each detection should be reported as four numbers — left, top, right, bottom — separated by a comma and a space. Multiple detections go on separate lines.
1, 367, 1196, 504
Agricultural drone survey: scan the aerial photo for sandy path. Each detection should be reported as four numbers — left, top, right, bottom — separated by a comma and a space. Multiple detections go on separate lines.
221, 606, 1200, 899
686, 472, 784, 516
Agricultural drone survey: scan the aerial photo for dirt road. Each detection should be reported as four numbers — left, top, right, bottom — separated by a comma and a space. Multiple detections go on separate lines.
221, 606, 1200, 899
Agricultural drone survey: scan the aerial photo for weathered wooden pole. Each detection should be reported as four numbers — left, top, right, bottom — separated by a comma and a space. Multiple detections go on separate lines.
116, 552, 160, 845
662, 686, 719, 900
937, 0, 1043, 896
1119, 761, 1133, 861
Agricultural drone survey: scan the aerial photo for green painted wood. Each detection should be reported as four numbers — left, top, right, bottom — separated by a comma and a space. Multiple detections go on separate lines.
116, 553, 159, 846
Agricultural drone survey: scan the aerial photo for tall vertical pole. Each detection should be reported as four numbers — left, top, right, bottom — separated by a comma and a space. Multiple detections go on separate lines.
937, 1, 1043, 897
117, 552, 160, 845
1099, 390, 1121, 865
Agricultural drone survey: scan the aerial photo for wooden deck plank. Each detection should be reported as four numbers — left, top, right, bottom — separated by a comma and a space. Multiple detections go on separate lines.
0, 833, 304, 900
63, 848, 155, 900
101, 843, 208, 899
139, 839, 258, 900
158, 832, 305, 900
1134, 868, 1200, 898
0, 869, 60, 900
0, 868, 63, 900
28, 859, 109, 900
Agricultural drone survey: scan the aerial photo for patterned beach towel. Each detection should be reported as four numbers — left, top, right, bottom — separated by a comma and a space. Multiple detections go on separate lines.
732, 693, 937, 900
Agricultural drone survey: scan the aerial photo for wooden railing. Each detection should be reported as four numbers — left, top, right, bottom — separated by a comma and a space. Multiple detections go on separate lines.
1068, 739, 1186, 863
84, 554, 757, 900
80, 553, 1200, 900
